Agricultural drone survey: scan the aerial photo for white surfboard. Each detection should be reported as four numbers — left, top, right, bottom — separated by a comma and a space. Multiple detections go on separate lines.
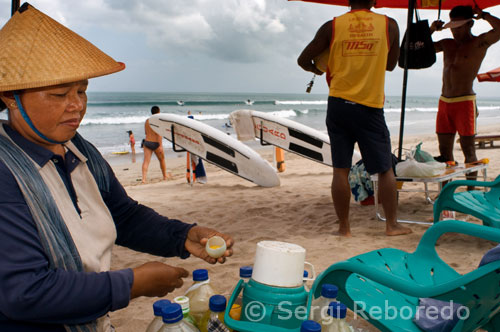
230, 109, 361, 166
149, 113, 280, 187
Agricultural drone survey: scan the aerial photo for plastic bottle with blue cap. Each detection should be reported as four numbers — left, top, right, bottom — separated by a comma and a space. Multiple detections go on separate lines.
322, 301, 353, 332
145, 299, 171, 332
229, 266, 252, 321
303, 270, 310, 291
158, 303, 200, 332
184, 269, 218, 326
198, 295, 232, 332
301, 320, 322, 332
310, 283, 338, 323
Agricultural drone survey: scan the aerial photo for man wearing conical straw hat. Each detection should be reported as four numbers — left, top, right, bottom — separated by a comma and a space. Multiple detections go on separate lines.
0, 4, 233, 332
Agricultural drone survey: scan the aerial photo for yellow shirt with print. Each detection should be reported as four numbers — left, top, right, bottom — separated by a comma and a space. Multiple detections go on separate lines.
328, 10, 389, 109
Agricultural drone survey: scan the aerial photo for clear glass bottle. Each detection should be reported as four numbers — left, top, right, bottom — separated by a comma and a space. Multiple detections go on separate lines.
322, 301, 352, 332
174, 296, 197, 327
158, 303, 200, 332
310, 283, 338, 323
229, 266, 252, 321
301, 320, 321, 332
145, 299, 171, 332
184, 269, 217, 326
198, 295, 232, 332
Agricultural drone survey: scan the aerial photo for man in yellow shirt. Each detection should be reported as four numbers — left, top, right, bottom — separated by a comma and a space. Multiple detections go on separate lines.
298, 0, 411, 236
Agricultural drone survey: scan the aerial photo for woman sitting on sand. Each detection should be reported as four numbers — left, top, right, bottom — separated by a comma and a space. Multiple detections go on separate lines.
0, 4, 233, 332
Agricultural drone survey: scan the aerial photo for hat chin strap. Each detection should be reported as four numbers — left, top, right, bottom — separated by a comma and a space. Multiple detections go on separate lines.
14, 94, 67, 144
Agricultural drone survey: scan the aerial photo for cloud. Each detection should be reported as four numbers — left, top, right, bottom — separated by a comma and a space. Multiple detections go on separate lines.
93, 0, 295, 63
1, 1, 500, 95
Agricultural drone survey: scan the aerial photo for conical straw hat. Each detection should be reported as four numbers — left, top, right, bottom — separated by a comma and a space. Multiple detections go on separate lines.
0, 3, 125, 92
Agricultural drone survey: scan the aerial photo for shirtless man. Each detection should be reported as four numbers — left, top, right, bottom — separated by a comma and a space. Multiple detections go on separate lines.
142, 106, 172, 183
431, 7, 500, 180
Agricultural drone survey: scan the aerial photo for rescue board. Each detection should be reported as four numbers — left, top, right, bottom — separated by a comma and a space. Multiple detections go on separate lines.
230, 109, 361, 166
149, 113, 280, 187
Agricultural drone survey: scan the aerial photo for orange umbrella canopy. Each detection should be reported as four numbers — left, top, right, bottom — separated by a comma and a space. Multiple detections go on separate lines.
289, 0, 500, 9
478, 67, 500, 82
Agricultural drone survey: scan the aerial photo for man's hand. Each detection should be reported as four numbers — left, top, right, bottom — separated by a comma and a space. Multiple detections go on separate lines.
131, 262, 189, 299
473, 7, 486, 19
430, 20, 445, 33
309, 63, 325, 76
185, 226, 234, 264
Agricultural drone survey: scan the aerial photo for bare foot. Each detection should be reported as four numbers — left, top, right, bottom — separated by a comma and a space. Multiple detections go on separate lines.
163, 173, 174, 181
336, 221, 352, 237
386, 223, 412, 236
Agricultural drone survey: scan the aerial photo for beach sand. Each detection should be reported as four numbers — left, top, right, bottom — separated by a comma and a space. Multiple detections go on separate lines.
109, 126, 500, 331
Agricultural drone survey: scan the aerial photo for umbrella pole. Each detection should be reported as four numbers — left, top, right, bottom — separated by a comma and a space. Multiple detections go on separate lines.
11, 0, 20, 16
398, 0, 415, 161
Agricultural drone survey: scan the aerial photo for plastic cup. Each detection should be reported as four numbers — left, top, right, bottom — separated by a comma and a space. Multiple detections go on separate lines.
206, 236, 226, 258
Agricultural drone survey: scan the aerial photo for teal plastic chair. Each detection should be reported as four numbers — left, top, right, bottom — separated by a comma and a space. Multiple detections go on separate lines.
433, 175, 500, 227
309, 220, 500, 332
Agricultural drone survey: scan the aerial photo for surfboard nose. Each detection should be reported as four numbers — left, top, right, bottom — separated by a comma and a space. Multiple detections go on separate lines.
256, 164, 281, 188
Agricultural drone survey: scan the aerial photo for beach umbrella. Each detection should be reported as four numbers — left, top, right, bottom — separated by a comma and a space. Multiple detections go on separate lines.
477, 66, 500, 82
289, 0, 500, 160
292, 0, 498, 9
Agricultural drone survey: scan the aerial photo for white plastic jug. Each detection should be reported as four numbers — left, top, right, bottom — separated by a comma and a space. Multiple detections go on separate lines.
252, 241, 315, 287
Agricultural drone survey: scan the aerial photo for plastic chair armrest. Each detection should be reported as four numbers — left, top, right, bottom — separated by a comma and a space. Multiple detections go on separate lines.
439, 175, 500, 197
327, 259, 500, 299
417, 220, 500, 256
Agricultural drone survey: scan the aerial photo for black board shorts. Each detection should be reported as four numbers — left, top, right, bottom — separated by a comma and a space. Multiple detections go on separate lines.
326, 96, 392, 175
143, 140, 160, 151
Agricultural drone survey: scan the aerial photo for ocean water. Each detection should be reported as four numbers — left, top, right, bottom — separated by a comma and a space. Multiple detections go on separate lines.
3, 92, 500, 158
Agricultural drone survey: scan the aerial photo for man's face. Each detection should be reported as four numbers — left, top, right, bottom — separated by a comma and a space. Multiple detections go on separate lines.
449, 17, 472, 39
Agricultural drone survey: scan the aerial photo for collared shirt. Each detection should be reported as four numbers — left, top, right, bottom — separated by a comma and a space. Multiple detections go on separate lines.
0, 124, 194, 331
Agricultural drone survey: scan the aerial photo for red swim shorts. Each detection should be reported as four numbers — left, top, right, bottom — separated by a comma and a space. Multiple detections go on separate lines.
436, 95, 477, 136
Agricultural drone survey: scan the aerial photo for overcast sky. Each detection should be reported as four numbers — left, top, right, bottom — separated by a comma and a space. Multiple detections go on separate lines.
1, 0, 500, 97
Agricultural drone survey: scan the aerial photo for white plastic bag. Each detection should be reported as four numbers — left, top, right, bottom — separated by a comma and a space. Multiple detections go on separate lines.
396, 159, 446, 177
396, 148, 446, 177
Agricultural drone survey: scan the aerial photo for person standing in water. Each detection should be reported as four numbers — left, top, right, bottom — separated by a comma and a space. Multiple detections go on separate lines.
127, 130, 136, 162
